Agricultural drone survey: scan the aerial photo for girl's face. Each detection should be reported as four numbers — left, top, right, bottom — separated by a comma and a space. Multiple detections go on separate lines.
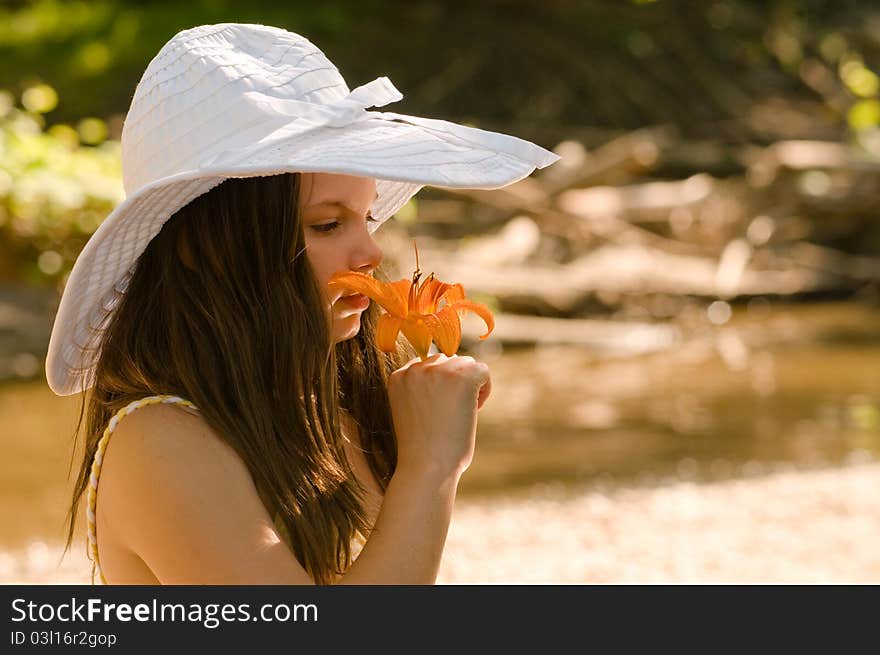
299, 172, 383, 343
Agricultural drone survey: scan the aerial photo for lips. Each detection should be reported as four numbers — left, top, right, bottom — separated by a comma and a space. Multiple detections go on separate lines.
338, 292, 370, 309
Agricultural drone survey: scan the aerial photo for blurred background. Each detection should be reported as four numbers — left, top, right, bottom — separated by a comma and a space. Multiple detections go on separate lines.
1, 0, 879, 583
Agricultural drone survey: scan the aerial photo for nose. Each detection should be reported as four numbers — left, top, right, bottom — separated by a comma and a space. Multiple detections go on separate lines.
351, 224, 383, 275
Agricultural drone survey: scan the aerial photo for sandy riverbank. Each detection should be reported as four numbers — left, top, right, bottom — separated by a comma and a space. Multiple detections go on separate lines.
3, 462, 878, 584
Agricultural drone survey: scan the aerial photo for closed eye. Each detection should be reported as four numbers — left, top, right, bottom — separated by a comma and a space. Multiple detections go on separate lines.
311, 221, 341, 233
311, 214, 378, 234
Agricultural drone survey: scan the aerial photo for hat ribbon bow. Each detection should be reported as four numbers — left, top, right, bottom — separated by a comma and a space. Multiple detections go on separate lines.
196, 76, 403, 168
242, 75, 403, 128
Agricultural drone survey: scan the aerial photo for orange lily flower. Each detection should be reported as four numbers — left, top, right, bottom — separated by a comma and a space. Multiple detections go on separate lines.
327, 241, 495, 360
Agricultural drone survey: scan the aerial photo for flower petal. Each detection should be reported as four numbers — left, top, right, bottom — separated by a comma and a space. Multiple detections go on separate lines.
425, 305, 462, 356
416, 275, 453, 315
376, 313, 404, 352
449, 300, 495, 339
327, 271, 407, 317
440, 283, 467, 305
389, 279, 413, 310
400, 317, 433, 360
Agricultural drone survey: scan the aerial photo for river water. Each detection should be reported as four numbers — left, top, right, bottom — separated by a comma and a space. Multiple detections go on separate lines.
1, 299, 878, 581
465, 300, 880, 494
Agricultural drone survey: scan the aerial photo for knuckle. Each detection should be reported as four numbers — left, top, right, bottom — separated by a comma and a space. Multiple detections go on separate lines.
390, 368, 409, 384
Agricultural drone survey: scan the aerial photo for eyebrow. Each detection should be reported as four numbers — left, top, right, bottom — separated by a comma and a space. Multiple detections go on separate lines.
306, 193, 379, 215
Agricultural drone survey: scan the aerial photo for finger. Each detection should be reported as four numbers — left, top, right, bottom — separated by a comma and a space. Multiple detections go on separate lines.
476, 371, 492, 410
396, 353, 442, 373
410, 352, 449, 370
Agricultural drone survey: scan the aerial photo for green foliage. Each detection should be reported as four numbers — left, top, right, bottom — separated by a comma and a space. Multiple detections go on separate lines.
0, 84, 122, 288
0, 0, 369, 123
2, 0, 880, 288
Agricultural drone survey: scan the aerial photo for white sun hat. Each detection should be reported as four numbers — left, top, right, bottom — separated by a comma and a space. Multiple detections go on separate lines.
45, 22, 561, 396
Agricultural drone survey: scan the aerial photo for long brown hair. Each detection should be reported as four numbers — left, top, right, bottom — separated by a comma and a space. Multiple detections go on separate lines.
62, 172, 414, 584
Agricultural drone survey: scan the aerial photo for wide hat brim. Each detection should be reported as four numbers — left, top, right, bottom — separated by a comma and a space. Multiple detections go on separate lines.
45, 109, 560, 396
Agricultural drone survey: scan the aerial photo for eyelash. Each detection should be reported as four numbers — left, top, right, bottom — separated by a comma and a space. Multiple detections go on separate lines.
311, 215, 378, 233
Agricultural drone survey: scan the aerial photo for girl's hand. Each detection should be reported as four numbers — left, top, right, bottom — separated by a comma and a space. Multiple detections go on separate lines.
387, 353, 491, 480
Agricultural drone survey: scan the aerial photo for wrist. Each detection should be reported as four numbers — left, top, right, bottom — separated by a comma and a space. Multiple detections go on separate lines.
392, 461, 462, 492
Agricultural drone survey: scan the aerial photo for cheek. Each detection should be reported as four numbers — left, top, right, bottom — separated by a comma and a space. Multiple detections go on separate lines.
304, 241, 331, 283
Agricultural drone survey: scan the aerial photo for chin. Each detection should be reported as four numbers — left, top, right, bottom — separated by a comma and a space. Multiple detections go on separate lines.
332, 315, 362, 343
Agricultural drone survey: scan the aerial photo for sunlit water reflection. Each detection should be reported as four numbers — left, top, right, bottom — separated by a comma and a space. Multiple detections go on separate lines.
465, 300, 880, 493
1, 300, 878, 582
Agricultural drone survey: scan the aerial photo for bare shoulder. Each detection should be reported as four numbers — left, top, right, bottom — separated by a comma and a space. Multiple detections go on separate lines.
99, 402, 246, 508
104, 401, 238, 467
97, 401, 313, 584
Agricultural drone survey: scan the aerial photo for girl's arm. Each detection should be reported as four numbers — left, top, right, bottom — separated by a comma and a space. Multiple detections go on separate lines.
99, 403, 459, 584
336, 465, 460, 585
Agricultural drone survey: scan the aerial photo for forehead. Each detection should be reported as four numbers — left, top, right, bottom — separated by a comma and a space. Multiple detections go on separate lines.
299, 172, 377, 212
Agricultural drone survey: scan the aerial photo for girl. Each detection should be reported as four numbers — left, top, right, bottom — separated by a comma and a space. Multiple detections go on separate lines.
49, 23, 559, 584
